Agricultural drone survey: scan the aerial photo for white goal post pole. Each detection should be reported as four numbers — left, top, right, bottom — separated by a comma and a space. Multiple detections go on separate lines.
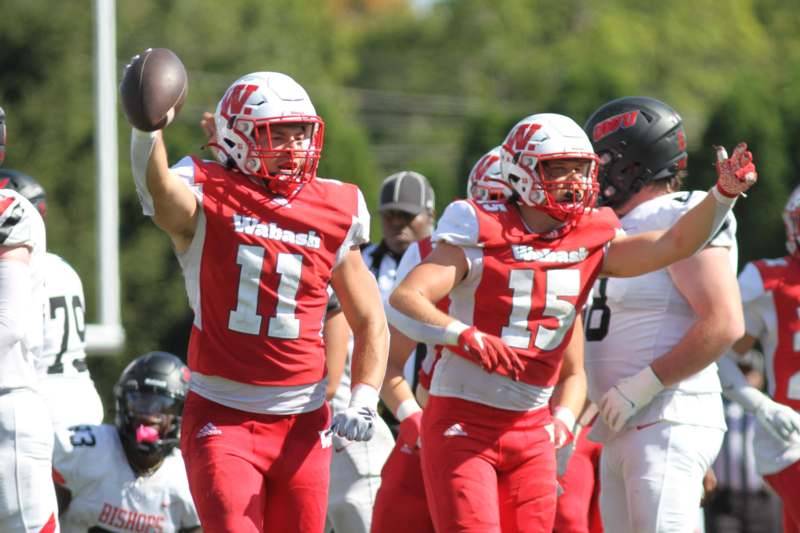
86, 0, 125, 354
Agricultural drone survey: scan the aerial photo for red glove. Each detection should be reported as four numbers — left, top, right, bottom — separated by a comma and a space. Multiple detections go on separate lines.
714, 143, 757, 198
457, 326, 525, 379
397, 410, 423, 451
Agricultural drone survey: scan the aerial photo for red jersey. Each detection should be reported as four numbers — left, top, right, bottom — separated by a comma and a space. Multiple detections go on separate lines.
173, 157, 369, 386
436, 199, 620, 387
742, 256, 800, 410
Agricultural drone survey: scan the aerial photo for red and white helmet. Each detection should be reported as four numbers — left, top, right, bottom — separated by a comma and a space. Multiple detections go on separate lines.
211, 72, 324, 196
467, 146, 512, 201
784, 185, 800, 255
500, 113, 599, 221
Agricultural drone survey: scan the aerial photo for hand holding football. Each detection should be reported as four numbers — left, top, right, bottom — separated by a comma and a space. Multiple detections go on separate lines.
120, 48, 187, 132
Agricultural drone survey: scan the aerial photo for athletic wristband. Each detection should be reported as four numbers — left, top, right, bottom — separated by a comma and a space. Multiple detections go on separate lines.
350, 383, 380, 411
553, 406, 576, 432
395, 398, 423, 422
711, 184, 738, 206
385, 303, 470, 347
443, 320, 469, 346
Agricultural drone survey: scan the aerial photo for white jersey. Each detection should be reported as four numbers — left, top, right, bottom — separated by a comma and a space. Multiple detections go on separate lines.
0, 189, 46, 389
586, 191, 733, 441
40, 253, 88, 375
53, 424, 200, 533
37, 253, 104, 428
737, 258, 800, 475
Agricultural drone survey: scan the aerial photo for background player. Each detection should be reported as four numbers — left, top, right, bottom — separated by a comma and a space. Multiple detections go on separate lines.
125, 65, 387, 532
0, 168, 104, 430
722, 184, 800, 532
0, 106, 59, 532
389, 111, 756, 532
53, 351, 200, 532
582, 96, 743, 533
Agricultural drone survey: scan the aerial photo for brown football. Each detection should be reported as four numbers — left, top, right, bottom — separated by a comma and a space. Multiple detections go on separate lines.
120, 48, 187, 132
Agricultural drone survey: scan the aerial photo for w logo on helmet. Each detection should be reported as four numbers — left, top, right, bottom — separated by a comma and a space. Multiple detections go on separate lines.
591, 111, 639, 142
219, 84, 258, 117
504, 123, 543, 154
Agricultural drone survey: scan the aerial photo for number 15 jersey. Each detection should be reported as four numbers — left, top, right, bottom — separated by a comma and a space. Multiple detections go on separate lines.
172, 158, 369, 403
429, 199, 620, 410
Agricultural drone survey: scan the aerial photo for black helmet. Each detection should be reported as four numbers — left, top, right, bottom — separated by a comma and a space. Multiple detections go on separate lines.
114, 351, 190, 459
0, 107, 6, 166
584, 96, 687, 208
0, 168, 46, 219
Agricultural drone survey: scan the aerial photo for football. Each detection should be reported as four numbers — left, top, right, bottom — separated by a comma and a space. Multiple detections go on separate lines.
120, 48, 187, 132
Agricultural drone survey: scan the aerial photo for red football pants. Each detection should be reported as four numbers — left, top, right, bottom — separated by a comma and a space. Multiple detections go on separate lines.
371, 437, 434, 533
420, 395, 557, 533
554, 426, 603, 533
764, 459, 800, 533
180, 392, 332, 532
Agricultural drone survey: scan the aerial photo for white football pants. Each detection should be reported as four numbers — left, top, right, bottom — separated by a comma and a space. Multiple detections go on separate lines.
38, 375, 104, 430
600, 422, 723, 533
0, 388, 59, 532
325, 415, 394, 533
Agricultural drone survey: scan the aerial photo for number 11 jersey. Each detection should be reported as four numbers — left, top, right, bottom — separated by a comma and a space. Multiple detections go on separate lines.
172, 157, 369, 395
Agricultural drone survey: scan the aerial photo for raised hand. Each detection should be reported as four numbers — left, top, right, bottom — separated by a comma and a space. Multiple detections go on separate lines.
714, 143, 757, 198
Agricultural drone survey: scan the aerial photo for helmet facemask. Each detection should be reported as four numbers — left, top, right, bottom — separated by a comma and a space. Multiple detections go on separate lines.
505, 150, 599, 222
209, 72, 325, 198
118, 390, 182, 459
467, 147, 513, 202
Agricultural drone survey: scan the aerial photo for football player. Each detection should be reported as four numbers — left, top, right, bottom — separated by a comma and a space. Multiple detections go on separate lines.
388, 111, 756, 531
53, 351, 200, 532
0, 169, 104, 430
0, 108, 59, 532
372, 146, 514, 533
125, 68, 388, 532
581, 96, 743, 533
721, 185, 800, 532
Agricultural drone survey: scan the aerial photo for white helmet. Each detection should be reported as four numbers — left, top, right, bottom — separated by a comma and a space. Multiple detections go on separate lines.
467, 146, 512, 202
500, 113, 599, 221
211, 72, 324, 195
784, 185, 800, 255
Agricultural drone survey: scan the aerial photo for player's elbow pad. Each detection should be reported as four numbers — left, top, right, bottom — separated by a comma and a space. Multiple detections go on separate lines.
130, 128, 157, 216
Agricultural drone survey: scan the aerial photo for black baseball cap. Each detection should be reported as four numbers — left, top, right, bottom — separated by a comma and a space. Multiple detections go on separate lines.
378, 171, 435, 215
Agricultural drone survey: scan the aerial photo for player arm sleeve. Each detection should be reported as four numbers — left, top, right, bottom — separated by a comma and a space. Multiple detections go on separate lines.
717, 351, 767, 412
386, 200, 478, 344
0, 259, 31, 353
130, 128, 158, 216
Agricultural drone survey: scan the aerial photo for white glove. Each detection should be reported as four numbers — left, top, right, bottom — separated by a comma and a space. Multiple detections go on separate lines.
755, 398, 800, 443
717, 351, 800, 443
600, 366, 664, 432
330, 383, 379, 442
